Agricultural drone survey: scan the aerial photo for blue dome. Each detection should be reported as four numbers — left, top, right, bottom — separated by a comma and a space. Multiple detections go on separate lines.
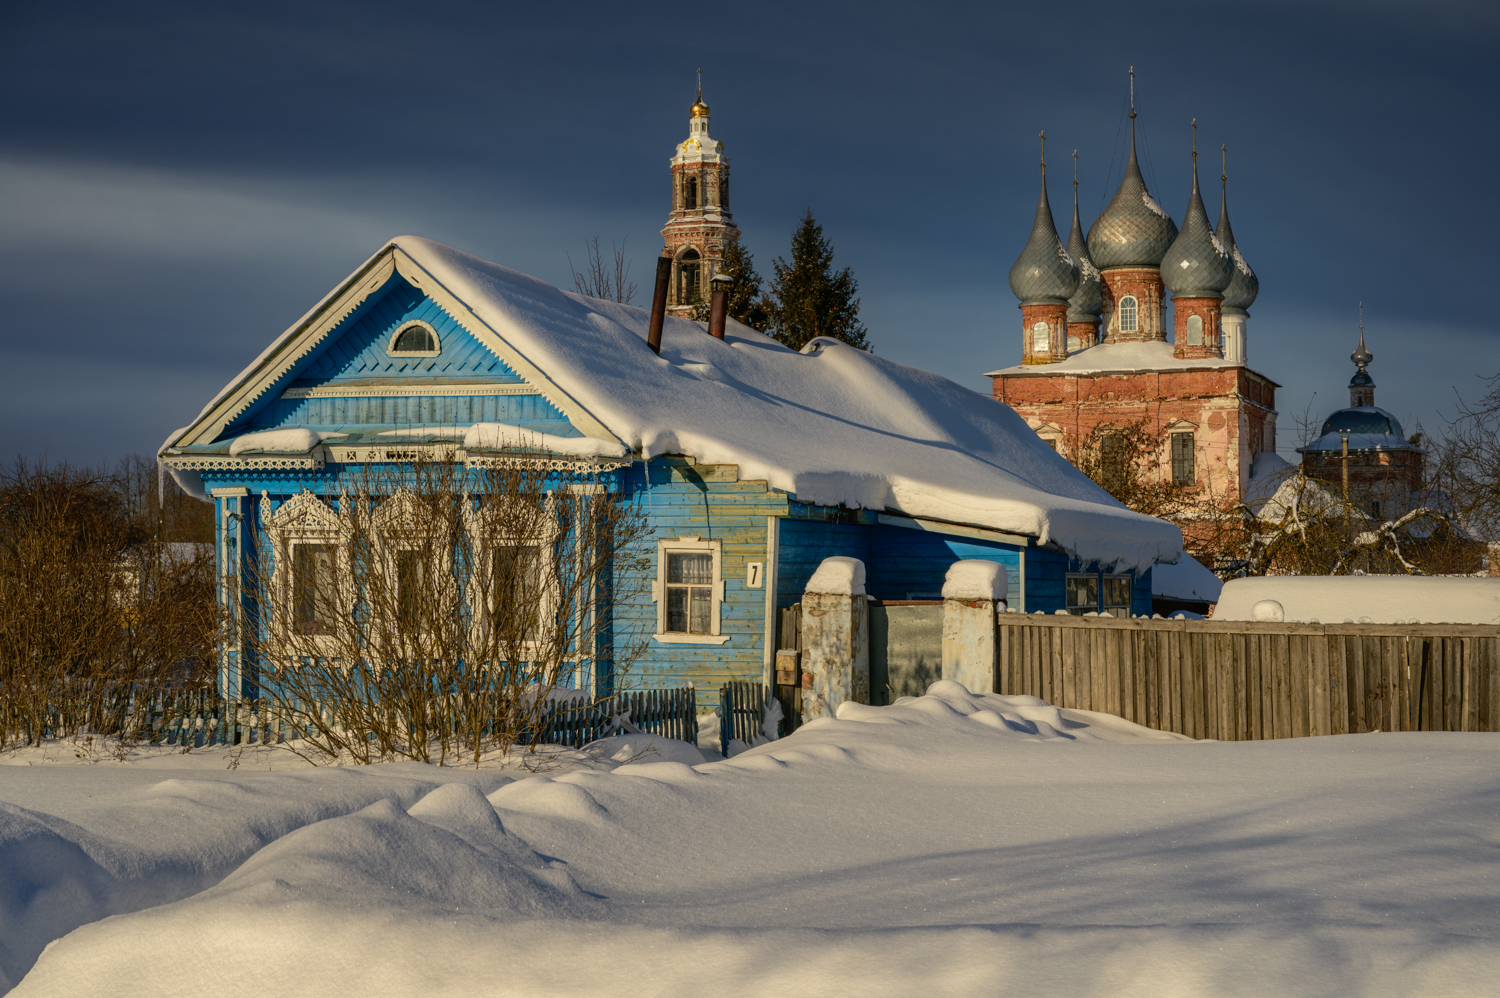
1320, 406, 1401, 438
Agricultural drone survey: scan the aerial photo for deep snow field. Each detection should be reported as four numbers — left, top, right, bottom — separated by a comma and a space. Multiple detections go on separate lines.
2, 682, 1497, 997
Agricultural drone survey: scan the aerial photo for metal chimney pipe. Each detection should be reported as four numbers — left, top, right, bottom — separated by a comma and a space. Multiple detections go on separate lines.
707, 272, 732, 339
646, 256, 672, 354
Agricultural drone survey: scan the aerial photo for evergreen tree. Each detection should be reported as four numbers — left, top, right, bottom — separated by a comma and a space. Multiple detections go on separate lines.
763, 209, 870, 351
689, 240, 769, 331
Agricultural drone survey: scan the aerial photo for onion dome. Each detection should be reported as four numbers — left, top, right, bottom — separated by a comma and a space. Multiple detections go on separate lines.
1086, 114, 1178, 269
1066, 183, 1102, 321
1009, 172, 1079, 304
1216, 181, 1259, 312
1161, 149, 1233, 297
1299, 405, 1416, 454
690, 96, 710, 118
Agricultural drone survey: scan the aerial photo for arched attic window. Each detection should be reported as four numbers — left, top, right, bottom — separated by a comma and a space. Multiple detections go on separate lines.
387, 321, 441, 357
678, 249, 701, 303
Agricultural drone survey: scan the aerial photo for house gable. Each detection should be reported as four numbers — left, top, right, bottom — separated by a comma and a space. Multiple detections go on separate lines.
227, 274, 579, 438
168, 244, 620, 451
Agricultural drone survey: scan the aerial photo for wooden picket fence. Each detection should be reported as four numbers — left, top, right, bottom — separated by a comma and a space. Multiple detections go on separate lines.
996, 615, 1500, 739
531, 686, 699, 748
15, 686, 702, 751
719, 681, 770, 755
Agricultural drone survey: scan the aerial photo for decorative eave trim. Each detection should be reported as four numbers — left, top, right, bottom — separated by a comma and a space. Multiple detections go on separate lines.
161, 453, 324, 472
177, 252, 398, 447
280, 383, 537, 400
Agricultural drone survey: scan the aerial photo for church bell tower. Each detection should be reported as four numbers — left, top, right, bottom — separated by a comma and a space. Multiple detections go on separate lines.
661, 73, 739, 317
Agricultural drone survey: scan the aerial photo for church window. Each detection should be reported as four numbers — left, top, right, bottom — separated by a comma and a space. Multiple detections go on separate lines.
388, 321, 440, 356
679, 250, 701, 302
1186, 314, 1204, 346
1067, 334, 1080, 353
1118, 296, 1139, 333
719, 175, 728, 209
685, 174, 698, 210
1171, 432, 1196, 486
1100, 433, 1126, 491
1031, 321, 1050, 353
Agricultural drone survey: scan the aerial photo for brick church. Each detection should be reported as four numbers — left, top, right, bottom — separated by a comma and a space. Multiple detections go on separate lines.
989, 102, 1276, 511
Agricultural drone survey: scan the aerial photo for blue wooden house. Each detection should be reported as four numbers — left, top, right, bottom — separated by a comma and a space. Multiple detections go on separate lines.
160, 237, 1182, 701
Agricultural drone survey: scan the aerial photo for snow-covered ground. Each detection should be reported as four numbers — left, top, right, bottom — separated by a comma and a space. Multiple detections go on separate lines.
4, 682, 1497, 996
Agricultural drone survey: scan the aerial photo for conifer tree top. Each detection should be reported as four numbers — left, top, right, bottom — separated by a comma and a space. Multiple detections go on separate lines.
764, 209, 870, 352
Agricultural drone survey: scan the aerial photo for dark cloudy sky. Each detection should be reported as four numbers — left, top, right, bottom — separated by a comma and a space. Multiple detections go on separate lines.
3, 0, 1496, 468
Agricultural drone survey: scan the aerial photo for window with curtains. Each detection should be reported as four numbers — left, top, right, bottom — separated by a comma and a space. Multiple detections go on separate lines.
655, 537, 723, 641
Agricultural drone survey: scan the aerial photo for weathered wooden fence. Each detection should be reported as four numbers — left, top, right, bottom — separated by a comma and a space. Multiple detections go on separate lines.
997, 615, 1500, 739
719, 681, 769, 754
12, 687, 702, 750
533, 686, 699, 748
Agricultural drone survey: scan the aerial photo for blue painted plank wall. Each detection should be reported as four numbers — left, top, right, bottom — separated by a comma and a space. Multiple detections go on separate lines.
246, 392, 576, 434
612, 459, 789, 698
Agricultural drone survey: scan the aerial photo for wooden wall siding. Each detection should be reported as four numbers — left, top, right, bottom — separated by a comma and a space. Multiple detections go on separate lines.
776, 518, 871, 611
869, 531, 1023, 604
245, 392, 576, 433
297, 278, 516, 384
614, 460, 790, 697
995, 615, 1500, 738
225, 277, 523, 435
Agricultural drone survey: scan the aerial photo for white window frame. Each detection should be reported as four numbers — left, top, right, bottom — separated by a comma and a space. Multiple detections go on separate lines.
371, 490, 457, 640
1118, 296, 1139, 332
653, 535, 728, 645
386, 319, 441, 357
264, 492, 352, 652
465, 500, 558, 655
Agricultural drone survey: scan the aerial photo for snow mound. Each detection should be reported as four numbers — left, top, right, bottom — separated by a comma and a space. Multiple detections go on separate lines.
941, 559, 1008, 601
805, 556, 866, 596
582, 734, 711, 767
1215, 575, 1500, 625
1151, 553, 1222, 603
833, 680, 1191, 744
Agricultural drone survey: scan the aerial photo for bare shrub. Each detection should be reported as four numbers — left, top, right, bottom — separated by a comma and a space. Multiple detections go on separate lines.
568, 236, 637, 304
238, 451, 652, 766
0, 458, 218, 749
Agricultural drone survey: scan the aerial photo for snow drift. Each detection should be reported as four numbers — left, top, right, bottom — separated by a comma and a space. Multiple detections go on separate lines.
1214, 575, 1500, 624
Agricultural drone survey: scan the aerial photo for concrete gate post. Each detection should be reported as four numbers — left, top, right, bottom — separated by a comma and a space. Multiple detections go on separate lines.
941, 560, 1009, 695
800, 557, 869, 720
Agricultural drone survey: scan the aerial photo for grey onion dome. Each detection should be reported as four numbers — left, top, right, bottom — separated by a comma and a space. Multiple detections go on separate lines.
1066, 193, 1102, 321
1009, 174, 1080, 305
1217, 190, 1259, 312
1086, 122, 1178, 269
1161, 158, 1233, 297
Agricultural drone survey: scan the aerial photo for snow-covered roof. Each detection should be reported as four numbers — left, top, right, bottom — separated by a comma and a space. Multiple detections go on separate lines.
1150, 553, 1223, 604
1214, 576, 1500, 625
986, 340, 1268, 378
167, 237, 1183, 571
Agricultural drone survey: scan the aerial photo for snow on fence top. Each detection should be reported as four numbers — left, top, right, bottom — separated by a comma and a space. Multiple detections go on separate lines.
1214, 576, 1500, 625
806, 557, 866, 597
182, 236, 1184, 572
942, 560, 1008, 601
